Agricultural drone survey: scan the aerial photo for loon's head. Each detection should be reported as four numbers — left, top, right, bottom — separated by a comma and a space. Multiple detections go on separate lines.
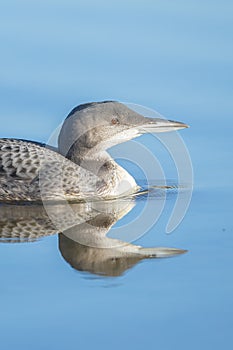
58, 101, 188, 160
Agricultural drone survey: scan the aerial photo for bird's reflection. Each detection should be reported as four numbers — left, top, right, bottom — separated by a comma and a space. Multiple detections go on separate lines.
0, 198, 186, 277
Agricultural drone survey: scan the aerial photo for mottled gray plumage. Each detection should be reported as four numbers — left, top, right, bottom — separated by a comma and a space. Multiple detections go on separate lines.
0, 139, 99, 201
0, 101, 188, 202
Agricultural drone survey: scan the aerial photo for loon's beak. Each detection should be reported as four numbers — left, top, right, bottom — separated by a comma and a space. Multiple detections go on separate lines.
139, 118, 189, 134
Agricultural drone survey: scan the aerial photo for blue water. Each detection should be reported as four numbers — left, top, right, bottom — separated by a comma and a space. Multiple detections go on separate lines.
0, 0, 233, 349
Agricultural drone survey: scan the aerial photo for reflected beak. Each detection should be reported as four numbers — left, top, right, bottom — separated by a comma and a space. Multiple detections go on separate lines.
139, 118, 189, 133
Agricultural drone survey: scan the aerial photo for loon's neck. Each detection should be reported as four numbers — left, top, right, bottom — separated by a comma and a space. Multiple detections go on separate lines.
66, 149, 139, 198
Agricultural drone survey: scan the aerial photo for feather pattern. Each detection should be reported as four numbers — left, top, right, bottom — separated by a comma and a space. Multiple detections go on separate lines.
0, 139, 99, 201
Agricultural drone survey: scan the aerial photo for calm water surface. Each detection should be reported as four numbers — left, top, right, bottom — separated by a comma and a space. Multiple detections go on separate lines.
0, 0, 233, 349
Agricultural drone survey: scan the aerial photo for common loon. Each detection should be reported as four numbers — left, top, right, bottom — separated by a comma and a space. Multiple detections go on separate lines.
0, 101, 188, 202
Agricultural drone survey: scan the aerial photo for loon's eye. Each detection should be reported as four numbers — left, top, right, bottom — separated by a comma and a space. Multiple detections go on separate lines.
111, 117, 119, 125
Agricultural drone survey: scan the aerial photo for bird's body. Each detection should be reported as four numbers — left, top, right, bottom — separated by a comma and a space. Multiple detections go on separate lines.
0, 138, 137, 201
0, 101, 188, 202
